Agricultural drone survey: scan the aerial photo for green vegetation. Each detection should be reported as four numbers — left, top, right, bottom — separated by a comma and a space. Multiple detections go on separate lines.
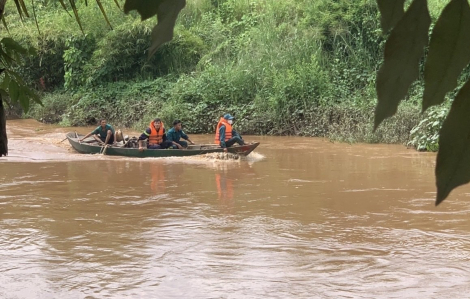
3, 0, 425, 144
408, 103, 449, 151
1, 0, 447, 145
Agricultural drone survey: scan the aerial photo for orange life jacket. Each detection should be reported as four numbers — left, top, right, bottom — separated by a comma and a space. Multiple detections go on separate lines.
149, 121, 165, 145
214, 117, 232, 144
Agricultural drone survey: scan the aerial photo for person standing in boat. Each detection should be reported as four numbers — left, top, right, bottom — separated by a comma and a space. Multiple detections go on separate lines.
215, 114, 245, 152
166, 119, 195, 149
138, 118, 173, 151
80, 119, 115, 145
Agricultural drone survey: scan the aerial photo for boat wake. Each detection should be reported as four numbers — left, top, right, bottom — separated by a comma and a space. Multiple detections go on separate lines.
158, 151, 265, 166
242, 151, 265, 163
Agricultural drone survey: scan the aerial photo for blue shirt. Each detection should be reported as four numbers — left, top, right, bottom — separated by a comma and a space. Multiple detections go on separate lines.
219, 125, 241, 148
166, 127, 189, 142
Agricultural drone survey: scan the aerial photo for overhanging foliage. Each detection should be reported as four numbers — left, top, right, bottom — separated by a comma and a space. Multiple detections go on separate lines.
376, 0, 470, 205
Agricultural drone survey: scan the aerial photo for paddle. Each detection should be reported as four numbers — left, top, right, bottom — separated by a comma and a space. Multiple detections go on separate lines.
100, 144, 108, 155
76, 132, 82, 144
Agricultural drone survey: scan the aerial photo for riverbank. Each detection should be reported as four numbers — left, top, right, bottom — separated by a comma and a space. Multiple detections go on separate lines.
25, 89, 422, 145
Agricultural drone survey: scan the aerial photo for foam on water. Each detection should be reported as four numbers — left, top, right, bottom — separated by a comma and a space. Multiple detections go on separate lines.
145, 151, 266, 169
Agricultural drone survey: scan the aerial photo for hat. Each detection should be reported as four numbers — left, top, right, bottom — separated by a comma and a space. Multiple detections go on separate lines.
223, 114, 234, 120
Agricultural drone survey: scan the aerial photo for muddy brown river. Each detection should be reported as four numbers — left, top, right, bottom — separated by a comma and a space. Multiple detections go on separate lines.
1, 119, 470, 298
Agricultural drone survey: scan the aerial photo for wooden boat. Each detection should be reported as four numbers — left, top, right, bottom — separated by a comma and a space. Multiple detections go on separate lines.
66, 132, 260, 158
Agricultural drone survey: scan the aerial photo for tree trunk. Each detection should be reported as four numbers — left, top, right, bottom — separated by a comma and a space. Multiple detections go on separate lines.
0, 0, 7, 22
0, 98, 7, 157
0, 0, 8, 156
0, 0, 7, 17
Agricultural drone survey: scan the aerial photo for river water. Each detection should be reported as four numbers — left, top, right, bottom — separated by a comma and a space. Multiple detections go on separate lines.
1, 119, 470, 299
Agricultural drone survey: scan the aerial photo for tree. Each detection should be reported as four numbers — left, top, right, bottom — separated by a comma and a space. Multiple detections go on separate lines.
0, 0, 185, 156
0, 37, 39, 156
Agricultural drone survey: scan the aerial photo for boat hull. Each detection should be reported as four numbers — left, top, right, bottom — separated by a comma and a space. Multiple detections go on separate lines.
66, 132, 259, 158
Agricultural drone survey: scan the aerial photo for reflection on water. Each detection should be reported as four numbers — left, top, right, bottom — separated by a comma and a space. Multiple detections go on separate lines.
1, 120, 470, 298
150, 163, 166, 194
216, 172, 234, 202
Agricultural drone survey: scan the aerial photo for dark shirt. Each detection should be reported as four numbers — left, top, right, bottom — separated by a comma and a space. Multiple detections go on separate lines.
166, 127, 189, 142
138, 127, 167, 141
92, 124, 115, 139
219, 125, 241, 148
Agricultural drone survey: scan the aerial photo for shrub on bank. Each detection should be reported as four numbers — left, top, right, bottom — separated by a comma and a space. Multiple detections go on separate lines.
14, 36, 67, 91
29, 82, 421, 145
83, 22, 207, 86
408, 104, 449, 151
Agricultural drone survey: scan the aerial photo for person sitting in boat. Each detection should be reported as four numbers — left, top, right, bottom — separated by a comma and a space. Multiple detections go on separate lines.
138, 118, 173, 151
80, 119, 115, 145
166, 119, 195, 149
215, 114, 245, 152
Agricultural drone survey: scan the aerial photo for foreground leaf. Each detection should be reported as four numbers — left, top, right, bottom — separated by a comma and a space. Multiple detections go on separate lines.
0, 0, 6, 17
0, 73, 10, 91
0, 73, 10, 90
124, 0, 162, 21
149, 0, 186, 57
436, 79, 470, 205
374, 0, 431, 130
8, 80, 19, 103
1, 37, 28, 55
423, 0, 470, 112
377, 0, 406, 33
18, 90, 29, 112
2, 17, 10, 34
24, 83, 40, 104
124, 0, 186, 56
